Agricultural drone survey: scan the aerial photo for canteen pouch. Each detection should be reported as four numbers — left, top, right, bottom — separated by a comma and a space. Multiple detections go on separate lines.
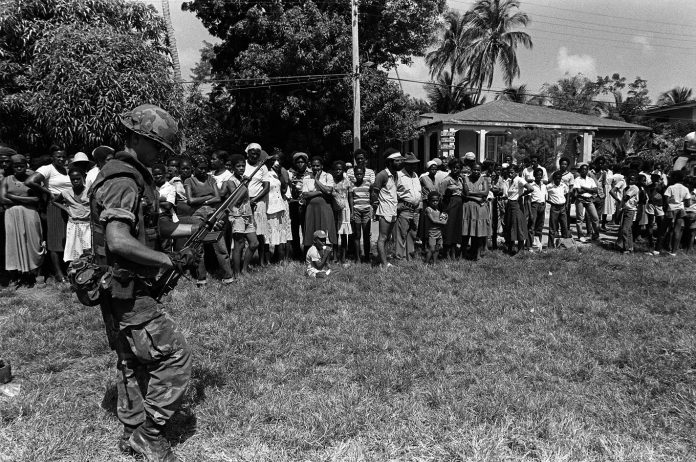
68, 253, 107, 307
109, 268, 136, 300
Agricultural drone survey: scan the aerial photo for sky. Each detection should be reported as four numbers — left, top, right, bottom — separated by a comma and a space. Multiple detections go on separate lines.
147, 0, 696, 105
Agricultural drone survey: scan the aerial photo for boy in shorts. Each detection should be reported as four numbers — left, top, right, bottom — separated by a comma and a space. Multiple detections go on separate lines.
225, 154, 259, 277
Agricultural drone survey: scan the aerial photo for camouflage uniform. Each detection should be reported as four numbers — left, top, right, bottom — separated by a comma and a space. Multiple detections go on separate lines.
90, 107, 191, 434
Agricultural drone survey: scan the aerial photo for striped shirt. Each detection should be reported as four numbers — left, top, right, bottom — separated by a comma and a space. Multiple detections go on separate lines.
352, 181, 371, 211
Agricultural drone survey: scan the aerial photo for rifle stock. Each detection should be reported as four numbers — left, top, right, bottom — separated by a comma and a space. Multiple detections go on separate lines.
153, 160, 269, 301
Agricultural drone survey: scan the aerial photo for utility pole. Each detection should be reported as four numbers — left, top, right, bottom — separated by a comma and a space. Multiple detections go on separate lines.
351, 0, 360, 151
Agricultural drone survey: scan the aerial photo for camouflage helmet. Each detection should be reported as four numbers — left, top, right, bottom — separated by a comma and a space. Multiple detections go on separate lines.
119, 104, 178, 154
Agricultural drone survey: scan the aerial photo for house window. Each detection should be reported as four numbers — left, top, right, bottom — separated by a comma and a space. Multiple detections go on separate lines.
485, 135, 506, 163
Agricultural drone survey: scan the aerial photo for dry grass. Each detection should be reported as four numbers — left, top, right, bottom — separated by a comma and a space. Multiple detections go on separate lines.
1, 247, 695, 461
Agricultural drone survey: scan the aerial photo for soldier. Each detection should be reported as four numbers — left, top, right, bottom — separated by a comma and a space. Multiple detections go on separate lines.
90, 104, 197, 461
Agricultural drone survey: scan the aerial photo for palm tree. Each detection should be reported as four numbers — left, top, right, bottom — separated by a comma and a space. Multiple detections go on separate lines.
425, 72, 484, 114
463, 0, 533, 100
657, 86, 694, 106
425, 10, 469, 78
162, 0, 181, 82
496, 84, 532, 103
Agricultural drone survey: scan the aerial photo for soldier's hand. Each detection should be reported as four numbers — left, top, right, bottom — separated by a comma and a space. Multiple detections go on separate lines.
168, 248, 198, 273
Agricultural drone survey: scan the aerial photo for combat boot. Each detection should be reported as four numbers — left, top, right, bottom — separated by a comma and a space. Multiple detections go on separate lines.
118, 424, 139, 454
128, 420, 181, 462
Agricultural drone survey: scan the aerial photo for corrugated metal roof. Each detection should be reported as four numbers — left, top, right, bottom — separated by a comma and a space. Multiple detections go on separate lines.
418, 100, 650, 131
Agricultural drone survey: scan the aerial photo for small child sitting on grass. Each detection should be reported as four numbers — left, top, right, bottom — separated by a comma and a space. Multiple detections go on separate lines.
423, 191, 448, 264
306, 230, 332, 278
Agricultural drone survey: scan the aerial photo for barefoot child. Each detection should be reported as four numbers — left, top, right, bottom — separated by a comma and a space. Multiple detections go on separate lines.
423, 191, 448, 264
225, 154, 259, 277
350, 166, 372, 263
306, 230, 332, 278
546, 170, 569, 247
331, 160, 353, 263
54, 167, 91, 262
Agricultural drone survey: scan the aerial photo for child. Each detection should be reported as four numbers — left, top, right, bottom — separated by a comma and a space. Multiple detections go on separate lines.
55, 167, 91, 262
528, 167, 547, 251
331, 160, 353, 264
423, 191, 448, 264
306, 230, 332, 278
225, 154, 259, 277
350, 166, 372, 263
546, 170, 569, 247
613, 172, 639, 254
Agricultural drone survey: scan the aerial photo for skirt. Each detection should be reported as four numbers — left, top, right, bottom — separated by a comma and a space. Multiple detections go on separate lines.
603, 193, 616, 216
303, 196, 337, 246
253, 199, 269, 236
335, 205, 353, 236
462, 200, 491, 237
504, 200, 528, 243
5, 205, 43, 272
46, 201, 67, 252
443, 195, 463, 246
64, 220, 92, 262
267, 208, 292, 246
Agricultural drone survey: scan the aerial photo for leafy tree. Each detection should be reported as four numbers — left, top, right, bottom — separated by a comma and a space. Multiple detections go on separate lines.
0, 0, 172, 153
426, 72, 483, 113
495, 84, 543, 105
28, 25, 181, 152
657, 86, 694, 106
463, 0, 533, 100
596, 73, 651, 121
541, 74, 604, 116
180, 0, 441, 157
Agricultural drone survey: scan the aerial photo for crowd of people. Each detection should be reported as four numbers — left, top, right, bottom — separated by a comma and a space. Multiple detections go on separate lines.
0, 143, 694, 286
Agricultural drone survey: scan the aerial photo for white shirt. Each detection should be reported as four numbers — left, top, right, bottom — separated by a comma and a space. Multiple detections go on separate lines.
373, 168, 399, 219
664, 183, 692, 211
546, 183, 568, 205
266, 170, 287, 215
573, 176, 597, 198
37, 163, 71, 195
85, 166, 99, 191
397, 170, 422, 207
156, 181, 178, 222
506, 176, 527, 201
210, 169, 233, 190
245, 162, 270, 198
530, 182, 547, 203
523, 165, 548, 183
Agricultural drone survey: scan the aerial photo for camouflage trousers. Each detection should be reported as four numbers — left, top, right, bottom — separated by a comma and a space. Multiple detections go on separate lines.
115, 313, 192, 428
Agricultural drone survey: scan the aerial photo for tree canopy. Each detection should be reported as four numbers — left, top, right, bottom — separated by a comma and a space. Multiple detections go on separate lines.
0, 0, 177, 154
180, 0, 444, 158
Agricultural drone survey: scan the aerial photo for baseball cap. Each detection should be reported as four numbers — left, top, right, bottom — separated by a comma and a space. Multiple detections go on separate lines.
313, 230, 327, 239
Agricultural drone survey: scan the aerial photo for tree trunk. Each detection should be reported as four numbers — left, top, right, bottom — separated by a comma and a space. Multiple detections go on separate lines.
162, 0, 181, 83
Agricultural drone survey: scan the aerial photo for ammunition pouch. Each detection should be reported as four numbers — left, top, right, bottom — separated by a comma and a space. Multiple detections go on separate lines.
68, 253, 108, 307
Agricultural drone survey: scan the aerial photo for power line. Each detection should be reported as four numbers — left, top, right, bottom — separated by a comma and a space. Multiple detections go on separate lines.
531, 18, 696, 45
520, 0, 694, 29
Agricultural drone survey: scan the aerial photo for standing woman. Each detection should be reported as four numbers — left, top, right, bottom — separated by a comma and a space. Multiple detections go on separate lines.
265, 154, 292, 262
0, 154, 43, 287
302, 156, 337, 250
462, 163, 491, 260
25, 147, 71, 282
245, 144, 271, 267
184, 155, 234, 285
438, 158, 464, 259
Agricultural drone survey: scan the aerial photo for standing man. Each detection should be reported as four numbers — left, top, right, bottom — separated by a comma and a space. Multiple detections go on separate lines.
395, 153, 422, 260
372, 148, 403, 268
90, 104, 197, 461
288, 152, 312, 259
522, 154, 548, 183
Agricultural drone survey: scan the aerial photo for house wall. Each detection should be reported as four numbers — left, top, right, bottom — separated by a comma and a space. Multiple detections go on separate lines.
456, 130, 478, 158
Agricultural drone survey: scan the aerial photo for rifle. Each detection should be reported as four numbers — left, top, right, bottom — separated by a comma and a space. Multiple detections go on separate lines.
152, 160, 270, 301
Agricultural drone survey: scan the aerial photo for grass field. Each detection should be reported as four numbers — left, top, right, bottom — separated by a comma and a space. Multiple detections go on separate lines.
1, 247, 695, 461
